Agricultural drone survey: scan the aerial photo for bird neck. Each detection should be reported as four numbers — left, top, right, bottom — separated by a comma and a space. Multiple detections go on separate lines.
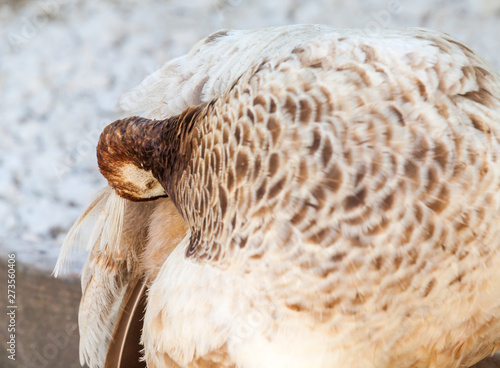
152, 103, 210, 200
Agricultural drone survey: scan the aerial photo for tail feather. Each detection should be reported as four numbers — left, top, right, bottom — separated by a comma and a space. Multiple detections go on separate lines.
79, 265, 128, 367
54, 186, 156, 367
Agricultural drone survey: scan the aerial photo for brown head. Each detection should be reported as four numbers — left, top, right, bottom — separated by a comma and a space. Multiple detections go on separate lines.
97, 104, 208, 202
97, 116, 168, 201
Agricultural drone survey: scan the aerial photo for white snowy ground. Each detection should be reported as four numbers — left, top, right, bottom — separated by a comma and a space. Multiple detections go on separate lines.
1, 0, 500, 272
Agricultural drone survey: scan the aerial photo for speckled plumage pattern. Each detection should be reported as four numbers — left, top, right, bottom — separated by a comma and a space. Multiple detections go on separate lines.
64, 25, 500, 368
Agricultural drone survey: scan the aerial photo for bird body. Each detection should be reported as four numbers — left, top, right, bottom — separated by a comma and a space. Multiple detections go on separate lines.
57, 25, 500, 368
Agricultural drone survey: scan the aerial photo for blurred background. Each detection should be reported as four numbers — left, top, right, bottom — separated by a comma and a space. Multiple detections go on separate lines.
1, 0, 500, 367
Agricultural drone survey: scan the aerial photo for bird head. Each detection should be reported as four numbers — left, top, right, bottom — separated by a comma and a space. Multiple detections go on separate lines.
97, 116, 167, 201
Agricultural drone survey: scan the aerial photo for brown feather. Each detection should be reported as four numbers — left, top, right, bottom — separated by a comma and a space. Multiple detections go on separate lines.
105, 277, 148, 368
